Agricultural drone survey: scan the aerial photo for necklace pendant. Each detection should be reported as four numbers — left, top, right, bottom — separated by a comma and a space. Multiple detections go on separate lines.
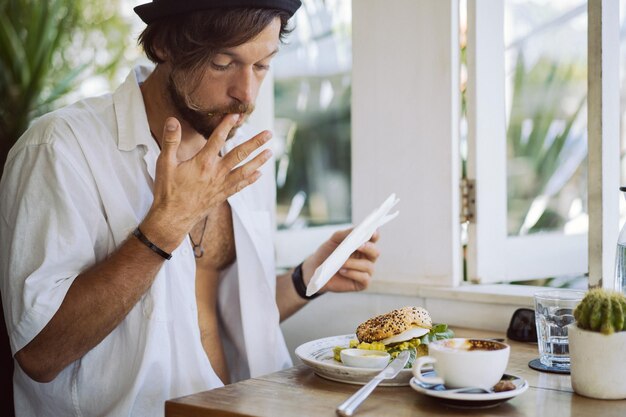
193, 244, 204, 258
189, 217, 209, 259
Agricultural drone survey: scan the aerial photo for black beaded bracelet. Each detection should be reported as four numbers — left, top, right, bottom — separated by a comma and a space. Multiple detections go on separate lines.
291, 262, 322, 300
133, 227, 172, 260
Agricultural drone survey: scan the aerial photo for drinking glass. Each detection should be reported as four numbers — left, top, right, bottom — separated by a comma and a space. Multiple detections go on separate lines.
534, 290, 585, 369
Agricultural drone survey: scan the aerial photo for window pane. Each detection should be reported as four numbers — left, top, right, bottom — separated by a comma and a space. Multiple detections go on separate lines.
504, 1, 588, 237
273, 0, 352, 229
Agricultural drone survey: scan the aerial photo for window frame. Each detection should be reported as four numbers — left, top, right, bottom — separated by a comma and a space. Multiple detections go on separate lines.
464, 0, 621, 286
465, 0, 589, 284
587, 0, 621, 288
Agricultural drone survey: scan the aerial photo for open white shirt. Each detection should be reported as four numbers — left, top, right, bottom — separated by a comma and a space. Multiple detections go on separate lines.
0, 66, 291, 417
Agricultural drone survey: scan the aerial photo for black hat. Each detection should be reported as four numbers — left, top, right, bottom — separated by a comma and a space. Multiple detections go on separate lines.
134, 0, 302, 24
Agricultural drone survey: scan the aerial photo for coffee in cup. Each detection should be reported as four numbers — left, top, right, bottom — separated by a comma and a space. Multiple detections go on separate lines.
412, 338, 510, 389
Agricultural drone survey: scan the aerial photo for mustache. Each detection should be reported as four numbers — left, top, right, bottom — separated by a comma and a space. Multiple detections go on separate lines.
201, 103, 255, 118
167, 72, 255, 117
166, 72, 254, 139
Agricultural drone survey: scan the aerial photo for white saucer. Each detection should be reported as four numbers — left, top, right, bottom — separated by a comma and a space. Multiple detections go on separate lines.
410, 373, 528, 408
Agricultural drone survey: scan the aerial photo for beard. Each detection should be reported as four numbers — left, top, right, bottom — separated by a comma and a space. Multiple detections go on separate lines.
166, 72, 254, 139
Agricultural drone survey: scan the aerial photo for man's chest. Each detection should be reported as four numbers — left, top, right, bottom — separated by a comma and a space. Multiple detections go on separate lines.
193, 202, 236, 270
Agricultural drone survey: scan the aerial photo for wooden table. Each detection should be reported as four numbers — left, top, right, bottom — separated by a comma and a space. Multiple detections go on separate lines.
165, 328, 626, 417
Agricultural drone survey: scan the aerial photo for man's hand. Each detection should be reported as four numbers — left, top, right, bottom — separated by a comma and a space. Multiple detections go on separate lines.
142, 115, 272, 249
302, 229, 381, 293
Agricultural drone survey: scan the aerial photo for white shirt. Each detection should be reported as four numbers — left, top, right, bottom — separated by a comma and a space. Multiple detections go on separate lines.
0, 66, 291, 417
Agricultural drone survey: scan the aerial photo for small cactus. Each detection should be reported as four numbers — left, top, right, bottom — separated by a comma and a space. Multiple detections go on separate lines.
574, 288, 626, 335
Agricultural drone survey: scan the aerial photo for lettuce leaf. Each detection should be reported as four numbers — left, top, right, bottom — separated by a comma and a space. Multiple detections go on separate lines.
419, 323, 455, 345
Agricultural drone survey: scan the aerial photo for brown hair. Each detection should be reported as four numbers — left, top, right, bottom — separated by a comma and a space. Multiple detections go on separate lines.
138, 7, 293, 71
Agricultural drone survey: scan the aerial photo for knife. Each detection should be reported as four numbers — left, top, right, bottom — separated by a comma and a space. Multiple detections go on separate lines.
336, 350, 411, 417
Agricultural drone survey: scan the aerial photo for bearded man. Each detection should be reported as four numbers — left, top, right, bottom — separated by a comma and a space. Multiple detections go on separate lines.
0, 1, 380, 416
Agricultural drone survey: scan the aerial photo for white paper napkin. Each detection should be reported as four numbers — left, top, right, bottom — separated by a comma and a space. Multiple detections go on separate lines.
305, 193, 400, 297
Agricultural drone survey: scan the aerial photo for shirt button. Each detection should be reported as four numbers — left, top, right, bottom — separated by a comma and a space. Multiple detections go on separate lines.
182, 248, 190, 255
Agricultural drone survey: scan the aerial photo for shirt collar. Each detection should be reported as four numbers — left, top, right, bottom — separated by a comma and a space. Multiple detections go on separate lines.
113, 65, 155, 152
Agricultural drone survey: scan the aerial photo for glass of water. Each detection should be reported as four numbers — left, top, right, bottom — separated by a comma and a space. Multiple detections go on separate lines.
534, 289, 585, 369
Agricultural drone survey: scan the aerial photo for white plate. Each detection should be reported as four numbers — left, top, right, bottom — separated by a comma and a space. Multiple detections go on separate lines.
410, 373, 529, 408
294, 334, 415, 386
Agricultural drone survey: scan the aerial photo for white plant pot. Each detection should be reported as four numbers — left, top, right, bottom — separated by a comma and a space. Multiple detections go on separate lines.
568, 323, 626, 399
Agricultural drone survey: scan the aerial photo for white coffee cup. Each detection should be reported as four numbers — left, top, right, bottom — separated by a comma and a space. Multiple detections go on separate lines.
412, 338, 510, 389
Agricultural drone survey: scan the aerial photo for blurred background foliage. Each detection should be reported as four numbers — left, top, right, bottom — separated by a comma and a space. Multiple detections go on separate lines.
274, 73, 351, 228
0, 0, 132, 170
506, 52, 587, 236
505, 53, 588, 288
502, 2, 589, 289
272, 0, 352, 229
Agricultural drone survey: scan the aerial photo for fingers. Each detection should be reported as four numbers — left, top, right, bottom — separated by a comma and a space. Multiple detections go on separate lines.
221, 130, 272, 169
331, 227, 380, 246
355, 241, 380, 262
200, 114, 241, 158
229, 147, 273, 180
339, 242, 378, 280
320, 230, 379, 293
330, 228, 353, 244
333, 240, 378, 291
159, 117, 181, 166
342, 257, 376, 276
224, 147, 273, 195
336, 269, 370, 292
329, 228, 380, 262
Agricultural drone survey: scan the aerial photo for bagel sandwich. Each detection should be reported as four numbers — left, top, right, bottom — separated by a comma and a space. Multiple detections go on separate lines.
356, 306, 433, 345
334, 306, 454, 366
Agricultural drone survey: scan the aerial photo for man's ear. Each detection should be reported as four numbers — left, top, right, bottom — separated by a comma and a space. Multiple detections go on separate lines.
154, 46, 169, 62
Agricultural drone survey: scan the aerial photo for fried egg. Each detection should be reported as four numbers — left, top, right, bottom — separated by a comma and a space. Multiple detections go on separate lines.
381, 326, 429, 345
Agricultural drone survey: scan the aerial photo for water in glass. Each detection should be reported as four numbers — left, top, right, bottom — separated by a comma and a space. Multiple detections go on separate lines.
535, 305, 576, 368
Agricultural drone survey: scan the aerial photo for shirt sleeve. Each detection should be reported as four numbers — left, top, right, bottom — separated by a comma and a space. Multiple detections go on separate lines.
0, 118, 107, 354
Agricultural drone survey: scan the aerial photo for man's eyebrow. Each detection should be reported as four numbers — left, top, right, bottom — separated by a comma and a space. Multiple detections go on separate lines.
218, 48, 280, 61
265, 48, 280, 59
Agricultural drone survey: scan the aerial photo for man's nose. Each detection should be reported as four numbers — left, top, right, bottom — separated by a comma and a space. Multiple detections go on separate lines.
228, 67, 258, 105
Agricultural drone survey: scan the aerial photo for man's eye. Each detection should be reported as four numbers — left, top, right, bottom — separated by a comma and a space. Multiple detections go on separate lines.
255, 64, 271, 71
211, 62, 232, 71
